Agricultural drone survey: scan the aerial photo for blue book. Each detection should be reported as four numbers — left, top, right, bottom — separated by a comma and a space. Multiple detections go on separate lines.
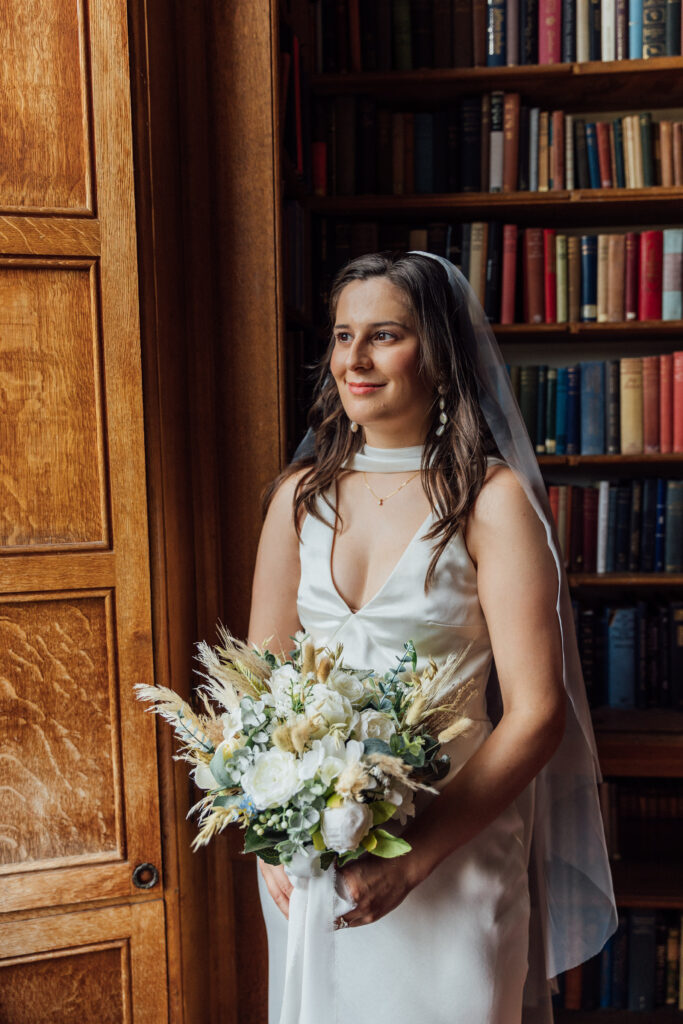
535, 365, 547, 454
565, 364, 580, 455
486, 0, 507, 64
629, 0, 643, 55
599, 935, 614, 1008
555, 367, 568, 454
414, 113, 434, 193
606, 482, 618, 572
655, 477, 667, 571
580, 235, 597, 321
607, 606, 636, 707
585, 123, 601, 188
627, 910, 657, 1011
613, 119, 626, 188
640, 478, 657, 571
665, 479, 683, 572
580, 361, 606, 454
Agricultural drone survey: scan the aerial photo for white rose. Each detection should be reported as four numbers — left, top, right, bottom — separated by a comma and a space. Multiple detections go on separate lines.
320, 800, 373, 854
242, 748, 303, 809
326, 669, 366, 704
356, 709, 397, 744
306, 684, 358, 738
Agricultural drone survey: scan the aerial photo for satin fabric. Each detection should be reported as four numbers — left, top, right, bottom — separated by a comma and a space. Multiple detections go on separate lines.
258, 457, 551, 1024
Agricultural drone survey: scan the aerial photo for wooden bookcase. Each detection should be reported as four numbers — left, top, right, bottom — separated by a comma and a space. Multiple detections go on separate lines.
277, 4, 683, 1016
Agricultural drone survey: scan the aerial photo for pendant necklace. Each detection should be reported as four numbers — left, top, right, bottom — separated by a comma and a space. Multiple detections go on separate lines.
362, 470, 420, 506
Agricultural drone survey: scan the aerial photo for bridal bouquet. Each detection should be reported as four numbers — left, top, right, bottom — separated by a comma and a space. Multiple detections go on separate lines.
136, 628, 478, 868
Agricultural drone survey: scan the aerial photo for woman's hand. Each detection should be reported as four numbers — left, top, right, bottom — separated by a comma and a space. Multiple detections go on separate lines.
259, 859, 293, 919
336, 852, 422, 928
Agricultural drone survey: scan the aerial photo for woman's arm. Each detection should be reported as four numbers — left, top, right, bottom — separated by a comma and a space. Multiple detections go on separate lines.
339, 465, 566, 925
249, 469, 306, 917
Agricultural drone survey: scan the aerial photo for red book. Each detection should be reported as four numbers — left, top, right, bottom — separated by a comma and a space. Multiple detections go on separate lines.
539, 0, 562, 62
596, 122, 613, 187
625, 232, 639, 320
544, 228, 557, 323
551, 110, 564, 190
642, 354, 660, 452
523, 228, 545, 323
660, 353, 673, 453
500, 224, 519, 324
582, 486, 599, 573
674, 351, 683, 452
638, 230, 663, 321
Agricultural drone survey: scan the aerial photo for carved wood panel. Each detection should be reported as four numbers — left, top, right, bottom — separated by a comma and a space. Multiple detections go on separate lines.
0, 263, 108, 551
0, 0, 92, 213
0, 593, 120, 869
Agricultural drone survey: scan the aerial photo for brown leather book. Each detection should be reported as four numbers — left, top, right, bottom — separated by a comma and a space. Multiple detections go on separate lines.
523, 227, 545, 323
551, 110, 564, 190
607, 233, 626, 322
502, 93, 521, 191
642, 354, 661, 452
500, 223, 519, 323
659, 119, 674, 186
596, 121, 612, 187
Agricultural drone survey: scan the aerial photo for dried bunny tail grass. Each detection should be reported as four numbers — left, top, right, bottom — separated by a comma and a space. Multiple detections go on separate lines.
134, 684, 214, 752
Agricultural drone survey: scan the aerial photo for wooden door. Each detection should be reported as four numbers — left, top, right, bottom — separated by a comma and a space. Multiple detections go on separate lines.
0, 1, 167, 1020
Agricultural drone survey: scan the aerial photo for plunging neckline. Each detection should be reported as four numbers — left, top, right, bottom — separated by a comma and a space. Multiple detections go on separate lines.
327, 500, 433, 617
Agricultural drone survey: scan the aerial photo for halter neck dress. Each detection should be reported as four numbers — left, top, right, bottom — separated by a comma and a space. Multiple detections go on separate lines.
257, 454, 548, 1024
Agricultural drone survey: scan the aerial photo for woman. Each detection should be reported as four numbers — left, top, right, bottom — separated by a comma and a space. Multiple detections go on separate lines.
249, 252, 616, 1024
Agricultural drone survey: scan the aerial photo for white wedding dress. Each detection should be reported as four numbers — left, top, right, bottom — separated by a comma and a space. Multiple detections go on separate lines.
258, 457, 551, 1024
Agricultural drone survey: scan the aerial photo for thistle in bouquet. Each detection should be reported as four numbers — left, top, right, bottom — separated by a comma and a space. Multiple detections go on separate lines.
135, 627, 481, 869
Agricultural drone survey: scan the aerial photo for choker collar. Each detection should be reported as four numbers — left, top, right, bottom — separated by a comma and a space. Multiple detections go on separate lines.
344, 443, 425, 473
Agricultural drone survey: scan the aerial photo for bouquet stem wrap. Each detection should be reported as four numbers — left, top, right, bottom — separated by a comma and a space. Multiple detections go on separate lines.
280, 850, 355, 1024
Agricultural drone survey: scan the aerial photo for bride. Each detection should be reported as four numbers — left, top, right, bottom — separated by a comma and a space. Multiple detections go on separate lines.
248, 251, 616, 1023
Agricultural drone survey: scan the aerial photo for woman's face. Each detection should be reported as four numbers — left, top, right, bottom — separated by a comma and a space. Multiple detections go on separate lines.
330, 276, 434, 447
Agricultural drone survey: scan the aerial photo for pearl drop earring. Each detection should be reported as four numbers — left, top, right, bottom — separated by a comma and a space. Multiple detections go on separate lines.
435, 395, 448, 437
350, 420, 359, 433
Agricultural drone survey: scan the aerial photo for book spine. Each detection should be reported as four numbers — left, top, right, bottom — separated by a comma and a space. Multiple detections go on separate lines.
660, 353, 674, 452
642, 354, 661, 452
675, 351, 683, 452
489, 91, 505, 191
639, 230, 664, 321
487, 0, 507, 63
523, 228, 545, 323
580, 361, 606, 454
662, 228, 683, 320
539, 0, 562, 60
544, 228, 557, 323
580, 234, 598, 322
500, 223, 519, 323
620, 356, 644, 454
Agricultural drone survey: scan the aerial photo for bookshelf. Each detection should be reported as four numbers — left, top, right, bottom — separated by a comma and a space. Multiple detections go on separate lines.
278, 2, 683, 1016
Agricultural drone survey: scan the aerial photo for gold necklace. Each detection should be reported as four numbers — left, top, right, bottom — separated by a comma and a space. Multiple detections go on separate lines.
362, 471, 420, 506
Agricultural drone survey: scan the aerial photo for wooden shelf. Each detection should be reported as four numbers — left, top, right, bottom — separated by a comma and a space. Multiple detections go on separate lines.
539, 454, 683, 466
555, 1011, 683, 1022
311, 56, 683, 109
568, 573, 683, 586
308, 186, 683, 225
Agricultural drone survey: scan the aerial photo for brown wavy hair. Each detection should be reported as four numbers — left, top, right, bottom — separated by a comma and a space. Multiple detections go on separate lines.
264, 251, 500, 589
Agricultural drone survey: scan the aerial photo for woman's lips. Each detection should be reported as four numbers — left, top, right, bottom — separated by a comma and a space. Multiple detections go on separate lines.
347, 381, 385, 395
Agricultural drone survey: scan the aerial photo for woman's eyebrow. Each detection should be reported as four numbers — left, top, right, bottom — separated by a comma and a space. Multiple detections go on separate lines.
333, 320, 410, 329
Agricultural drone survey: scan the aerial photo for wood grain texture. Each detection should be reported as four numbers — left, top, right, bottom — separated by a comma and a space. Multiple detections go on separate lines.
0, 945, 126, 1023
0, 0, 92, 212
0, 216, 100, 257
0, 263, 108, 550
0, 594, 120, 867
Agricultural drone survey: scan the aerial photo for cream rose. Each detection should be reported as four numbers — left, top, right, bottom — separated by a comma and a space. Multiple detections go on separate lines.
241, 748, 303, 809
320, 800, 373, 854
356, 708, 397, 744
